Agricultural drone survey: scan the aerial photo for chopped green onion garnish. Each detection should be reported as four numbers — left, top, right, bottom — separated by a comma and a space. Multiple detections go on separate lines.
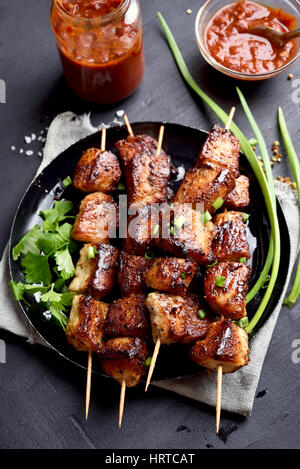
170, 226, 175, 235
239, 257, 247, 264
152, 224, 159, 236
87, 246, 98, 259
181, 272, 186, 279
242, 212, 249, 223
248, 138, 258, 147
212, 197, 224, 211
207, 260, 217, 268
117, 182, 125, 190
145, 356, 152, 366
144, 252, 152, 261
200, 210, 212, 224
169, 203, 174, 208
237, 317, 249, 329
62, 176, 72, 188
198, 309, 206, 319
174, 215, 186, 230
216, 276, 226, 288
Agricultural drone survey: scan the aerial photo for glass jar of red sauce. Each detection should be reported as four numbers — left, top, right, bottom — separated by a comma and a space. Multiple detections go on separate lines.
50, 0, 144, 103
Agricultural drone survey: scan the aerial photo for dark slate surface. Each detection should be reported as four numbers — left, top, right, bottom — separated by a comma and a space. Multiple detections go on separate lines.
0, 0, 300, 449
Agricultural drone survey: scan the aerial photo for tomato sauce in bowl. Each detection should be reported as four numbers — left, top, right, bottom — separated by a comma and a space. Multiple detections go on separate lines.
198, 0, 299, 78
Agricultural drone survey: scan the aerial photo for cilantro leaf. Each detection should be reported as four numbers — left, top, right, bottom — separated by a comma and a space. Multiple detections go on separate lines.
50, 303, 68, 331
40, 200, 73, 231
9, 281, 48, 301
56, 223, 73, 241
12, 225, 41, 260
54, 247, 75, 280
40, 287, 62, 304
21, 252, 51, 285
36, 232, 65, 255
60, 292, 76, 306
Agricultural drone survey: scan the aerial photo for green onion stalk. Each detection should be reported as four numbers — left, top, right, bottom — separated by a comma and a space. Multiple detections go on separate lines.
157, 12, 281, 333
236, 88, 275, 303
278, 107, 300, 308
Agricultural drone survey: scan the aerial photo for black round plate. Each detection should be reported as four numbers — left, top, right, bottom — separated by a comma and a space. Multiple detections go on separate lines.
9, 122, 290, 380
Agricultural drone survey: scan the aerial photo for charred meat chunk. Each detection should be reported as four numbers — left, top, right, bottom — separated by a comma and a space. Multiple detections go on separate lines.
145, 292, 211, 345
174, 167, 235, 213
71, 192, 119, 244
99, 337, 148, 387
115, 134, 171, 208
225, 175, 250, 210
66, 295, 108, 352
123, 206, 153, 255
105, 294, 149, 339
154, 203, 217, 265
69, 243, 119, 300
73, 148, 122, 193
212, 211, 250, 262
204, 261, 251, 320
144, 257, 196, 295
196, 124, 240, 178
118, 251, 151, 297
190, 319, 250, 373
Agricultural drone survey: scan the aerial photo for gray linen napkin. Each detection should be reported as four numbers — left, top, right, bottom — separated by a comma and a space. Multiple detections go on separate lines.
1, 111, 299, 415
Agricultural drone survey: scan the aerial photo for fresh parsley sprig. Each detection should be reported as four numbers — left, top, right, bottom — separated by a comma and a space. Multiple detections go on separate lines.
9, 200, 78, 330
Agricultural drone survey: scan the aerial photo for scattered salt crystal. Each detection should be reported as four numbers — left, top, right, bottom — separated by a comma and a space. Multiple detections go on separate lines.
38, 136, 43, 141
31, 133, 36, 141
186, 8, 192, 14
40, 130, 44, 134
41, 137, 46, 143
26, 150, 34, 156
24, 136, 31, 144
11, 145, 16, 151
37, 151, 43, 157
19, 149, 24, 154
116, 110, 124, 117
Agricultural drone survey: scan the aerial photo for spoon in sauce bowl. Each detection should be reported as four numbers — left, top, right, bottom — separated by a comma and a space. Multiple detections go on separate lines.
247, 26, 300, 48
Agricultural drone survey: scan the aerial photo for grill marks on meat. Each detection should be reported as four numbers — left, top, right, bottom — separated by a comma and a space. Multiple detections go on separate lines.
118, 251, 150, 296
204, 262, 251, 320
190, 319, 250, 373
69, 243, 118, 300
66, 295, 108, 352
144, 257, 197, 295
196, 124, 240, 178
212, 211, 250, 262
99, 337, 148, 387
105, 294, 149, 339
154, 203, 217, 265
225, 175, 250, 210
146, 293, 211, 345
71, 192, 119, 244
115, 134, 171, 208
174, 167, 235, 213
73, 148, 122, 193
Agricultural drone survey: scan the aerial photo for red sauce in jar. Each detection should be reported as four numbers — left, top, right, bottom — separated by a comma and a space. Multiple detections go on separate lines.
205, 1, 298, 74
51, 0, 144, 103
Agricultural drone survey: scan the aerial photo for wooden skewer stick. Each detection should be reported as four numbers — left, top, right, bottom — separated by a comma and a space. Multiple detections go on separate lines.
119, 379, 126, 429
85, 351, 92, 420
225, 107, 236, 130
216, 108, 236, 433
145, 338, 161, 392
85, 126, 107, 421
123, 114, 134, 137
101, 126, 106, 151
144, 126, 165, 393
